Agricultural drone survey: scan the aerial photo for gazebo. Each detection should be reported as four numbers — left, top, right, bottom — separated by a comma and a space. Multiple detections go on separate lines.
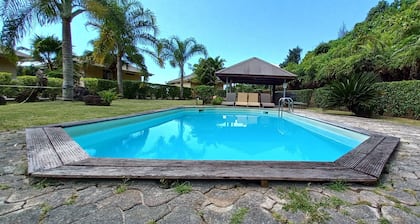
215, 57, 297, 102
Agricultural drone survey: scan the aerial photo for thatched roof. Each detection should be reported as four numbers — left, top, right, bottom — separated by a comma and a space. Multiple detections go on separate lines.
215, 57, 296, 85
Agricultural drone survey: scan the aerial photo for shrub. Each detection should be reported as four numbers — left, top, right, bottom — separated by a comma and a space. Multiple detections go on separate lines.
168, 86, 180, 99
183, 87, 192, 99
194, 85, 214, 104
46, 70, 63, 78
373, 80, 420, 119
123, 80, 140, 99
0, 72, 12, 84
212, 96, 223, 105
98, 89, 118, 106
323, 73, 378, 117
82, 78, 99, 93
312, 87, 329, 108
43, 78, 63, 100
16, 75, 38, 86
97, 79, 117, 92
154, 85, 168, 99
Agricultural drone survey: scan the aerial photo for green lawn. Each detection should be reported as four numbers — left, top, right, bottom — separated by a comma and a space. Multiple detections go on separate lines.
0, 99, 196, 131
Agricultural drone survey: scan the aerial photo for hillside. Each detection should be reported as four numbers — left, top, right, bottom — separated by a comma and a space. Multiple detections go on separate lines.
286, 0, 420, 89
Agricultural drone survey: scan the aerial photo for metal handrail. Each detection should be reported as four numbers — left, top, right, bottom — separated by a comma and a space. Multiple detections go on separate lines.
278, 97, 294, 117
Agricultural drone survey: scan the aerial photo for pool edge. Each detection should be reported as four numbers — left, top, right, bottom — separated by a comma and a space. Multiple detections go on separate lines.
25, 107, 400, 183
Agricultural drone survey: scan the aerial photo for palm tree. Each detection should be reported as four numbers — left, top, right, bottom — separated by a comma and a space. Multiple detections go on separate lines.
87, 0, 158, 96
161, 36, 207, 99
31, 35, 62, 71
1, 0, 97, 100
193, 56, 225, 86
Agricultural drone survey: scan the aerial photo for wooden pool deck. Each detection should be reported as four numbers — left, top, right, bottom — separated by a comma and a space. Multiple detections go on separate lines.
26, 120, 399, 183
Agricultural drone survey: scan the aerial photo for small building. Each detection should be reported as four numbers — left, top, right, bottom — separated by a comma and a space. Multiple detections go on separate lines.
167, 73, 224, 89
82, 63, 148, 81
0, 50, 32, 77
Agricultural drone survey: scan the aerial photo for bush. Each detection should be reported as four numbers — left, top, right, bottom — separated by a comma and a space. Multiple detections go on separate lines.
323, 73, 378, 117
97, 79, 117, 92
16, 75, 38, 86
0, 72, 12, 84
123, 80, 140, 99
82, 78, 99, 93
154, 85, 168, 99
82, 78, 117, 94
373, 80, 420, 119
43, 78, 62, 100
312, 87, 329, 108
168, 86, 180, 99
183, 87, 192, 99
212, 96, 223, 105
46, 70, 63, 78
194, 85, 214, 104
97, 89, 118, 106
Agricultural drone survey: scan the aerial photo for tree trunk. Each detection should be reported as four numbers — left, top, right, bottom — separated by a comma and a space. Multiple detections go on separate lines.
116, 53, 124, 97
180, 64, 184, 99
62, 17, 74, 100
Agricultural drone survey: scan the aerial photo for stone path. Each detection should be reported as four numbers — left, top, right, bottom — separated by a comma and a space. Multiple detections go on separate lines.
0, 110, 419, 223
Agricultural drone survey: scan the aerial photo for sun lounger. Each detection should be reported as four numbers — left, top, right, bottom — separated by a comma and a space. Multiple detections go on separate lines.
235, 92, 248, 106
247, 93, 260, 107
260, 93, 275, 108
222, 92, 236, 106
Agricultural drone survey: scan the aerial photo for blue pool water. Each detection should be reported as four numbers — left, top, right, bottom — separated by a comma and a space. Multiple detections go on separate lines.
65, 108, 369, 162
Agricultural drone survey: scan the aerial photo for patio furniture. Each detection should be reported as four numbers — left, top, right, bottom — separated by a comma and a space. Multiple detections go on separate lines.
235, 92, 248, 106
247, 93, 260, 107
260, 93, 275, 108
221, 92, 236, 106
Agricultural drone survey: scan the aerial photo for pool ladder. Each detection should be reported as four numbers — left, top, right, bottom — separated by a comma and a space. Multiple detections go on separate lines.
278, 97, 294, 117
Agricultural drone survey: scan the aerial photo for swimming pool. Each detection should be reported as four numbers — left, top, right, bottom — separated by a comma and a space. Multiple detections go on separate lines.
25, 107, 399, 182
64, 108, 369, 162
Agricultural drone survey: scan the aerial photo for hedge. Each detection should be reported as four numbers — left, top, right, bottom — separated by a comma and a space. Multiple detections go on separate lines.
309, 80, 420, 119
287, 89, 314, 105
82, 78, 192, 100
373, 80, 420, 119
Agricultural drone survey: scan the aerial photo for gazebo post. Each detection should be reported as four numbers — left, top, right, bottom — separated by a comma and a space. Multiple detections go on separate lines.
271, 85, 276, 103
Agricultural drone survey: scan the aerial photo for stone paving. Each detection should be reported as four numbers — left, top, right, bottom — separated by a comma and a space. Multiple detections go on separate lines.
0, 110, 419, 224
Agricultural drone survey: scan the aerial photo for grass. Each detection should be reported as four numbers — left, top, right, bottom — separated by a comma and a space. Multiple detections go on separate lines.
0, 99, 196, 131
326, 180, 348, 192
115, 178, 130, 194
229, 208, 249, 224
172, 181, 192, 194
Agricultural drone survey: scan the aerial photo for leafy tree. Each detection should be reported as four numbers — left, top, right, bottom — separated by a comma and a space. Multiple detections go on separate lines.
1, 0, 98, 100
323, 73, 378, 117
160, 36, 207, 99
87, 0, 158, 96
280, 46, 302, 67
31, 35, 62, 71
193, 56, 225, 86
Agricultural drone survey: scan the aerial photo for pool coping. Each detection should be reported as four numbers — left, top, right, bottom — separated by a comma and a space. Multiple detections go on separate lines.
25, 106, 400, 183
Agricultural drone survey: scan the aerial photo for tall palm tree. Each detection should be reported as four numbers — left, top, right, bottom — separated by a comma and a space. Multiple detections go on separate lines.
161, 36, 207, 99
1, 0, 97, 100
88, 0, 158, 96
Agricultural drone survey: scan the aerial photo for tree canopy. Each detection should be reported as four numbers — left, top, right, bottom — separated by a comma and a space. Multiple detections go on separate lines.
285, 0, 420, 89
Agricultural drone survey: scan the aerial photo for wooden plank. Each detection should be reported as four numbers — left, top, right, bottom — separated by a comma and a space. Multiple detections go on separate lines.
335, 135, 384, 168
43, 127, 89, 165
354, 136, 399, 178
31, 165, 377, 182
73, 158, 335, 169
25, 128, 63, 173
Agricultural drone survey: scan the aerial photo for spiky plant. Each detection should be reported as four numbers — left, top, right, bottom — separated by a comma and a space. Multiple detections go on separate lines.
324, 73, 378, 117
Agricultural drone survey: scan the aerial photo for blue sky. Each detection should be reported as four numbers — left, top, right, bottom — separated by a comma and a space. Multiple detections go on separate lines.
17, 0, 381, 84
